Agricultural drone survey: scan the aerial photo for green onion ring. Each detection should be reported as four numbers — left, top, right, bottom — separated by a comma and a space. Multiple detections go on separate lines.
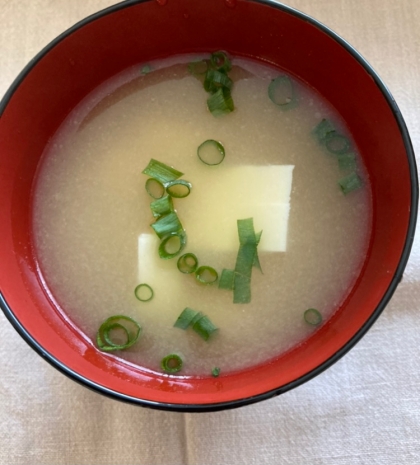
197, 140, 226, 166
210, 51, 232, 73
134, 283, 154, 302
304, 308, 322, 326
177, 253, 198, 274
161, 354, 183, 373
145, 178, 165, 199
165, 180, 192, 198
325, 132, 351, 154
96, 315, 141, 352
103, 323, 130, 347
195, 266, 218, 284
268, 75, 296, 110
159, 231, 187, 259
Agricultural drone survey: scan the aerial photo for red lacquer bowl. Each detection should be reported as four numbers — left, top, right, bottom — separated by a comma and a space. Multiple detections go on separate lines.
0, 0, 417, 411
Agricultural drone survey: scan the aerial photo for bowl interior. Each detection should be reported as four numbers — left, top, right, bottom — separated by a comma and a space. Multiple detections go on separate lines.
0, 0, 415, 410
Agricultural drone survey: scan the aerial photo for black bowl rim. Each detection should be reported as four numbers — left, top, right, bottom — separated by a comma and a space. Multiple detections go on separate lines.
0, 0, 418, 412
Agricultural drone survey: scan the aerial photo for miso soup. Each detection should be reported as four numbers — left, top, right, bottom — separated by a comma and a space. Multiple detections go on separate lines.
32, 55, 372, 376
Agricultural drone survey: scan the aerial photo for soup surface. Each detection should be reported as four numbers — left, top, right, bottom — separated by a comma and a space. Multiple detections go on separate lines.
33, 55, 372, 376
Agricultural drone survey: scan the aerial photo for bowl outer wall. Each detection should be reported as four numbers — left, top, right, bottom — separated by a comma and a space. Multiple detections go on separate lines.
0, 0, 417, 411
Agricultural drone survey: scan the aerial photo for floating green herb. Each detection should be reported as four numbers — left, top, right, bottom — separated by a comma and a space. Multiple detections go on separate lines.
337, 153, 357, 171
218, 269, 235, 290
195, 266, 218, 285
96, 315, 141, 352
304, 308, 322, 326
207, 87, 234, 117
161, 354, 183, 373
313, 118, 335, 142
150, 195, 174, 218
174, 308, 218, 341
197, 140, 226, 165
325, 131, 351, 155
338, 172, 363, 195
268, 75, 297, 110
177, 253, 198, 274
165, 179, 192, 198
204, 69, 233, 93
158, 231, 187, 259
134, 283, 154, 302
212, 367, 221, 377
209, 51, 232, 73
142, 158, 183, 185
145, 178, 165, 199
141, 64, 151, 75
151, 211, 183, 239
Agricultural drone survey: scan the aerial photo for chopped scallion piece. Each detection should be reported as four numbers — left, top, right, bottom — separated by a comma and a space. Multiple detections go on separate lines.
210, 51, 232, 73
207, 87, 234, 117
145, 178, 165, 199
165, 179, 192, 198
96, 315, 141, 352
232, 218, 263, 304
192, 315, 218, 341
159, 231, 187, 259
268, 75, 297, 110
304, 308, 322, 326
212, 367, 221, 377
325, 131, 351, 154
195, 266, 218, 285
142, 158, 183, 184
313, 119, 335, 142
337, 153, 357, 171
150, 195, 174, 218
151, 211, 183, 239
141, 64, 151, 75
174, 307, 199, 329
338, 172, 363, 195
218, 269, 235, 290
204, 69, 233, 93
177, 253, 198, 274
134, 283, 154, 302
197, 140, 226, 166
161, 354, 183, 373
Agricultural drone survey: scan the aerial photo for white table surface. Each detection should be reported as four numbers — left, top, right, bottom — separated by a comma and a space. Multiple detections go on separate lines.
1, 1, 419, 464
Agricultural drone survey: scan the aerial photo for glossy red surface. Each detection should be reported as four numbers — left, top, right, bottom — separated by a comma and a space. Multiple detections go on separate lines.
0, 0, 415, 408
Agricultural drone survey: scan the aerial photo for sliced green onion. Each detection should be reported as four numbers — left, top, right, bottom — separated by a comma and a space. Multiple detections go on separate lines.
304, 308, 322, 326
174, 307, 199, 329
150, 195, 174, 218
210, 51, 232, 73
233, 218, 263, 304
218, 268, 235, 290
212, 367, 221, 377
159, 231, 187, 259
207, 87, 234, 117
197, 140, 226, 166
141, 64, 151, 75
195, 266, 218, 285
337, 153, 357, 171
313, 119, 335, 142
177, 253, 198, 274
142, 158, 183, 184
325, 131, 351, 154
134, 283, 154, 302
338, 172, 363, 195
192, 315, 218, 341
204, 69, 233, 93
268, 75, 297, 110
151, 211, 183, 239
145, 178, 165, 199
96, 315, 141, 352
188, 59, 209, 76
165, 179, 192, 198
161, 354, 183, 373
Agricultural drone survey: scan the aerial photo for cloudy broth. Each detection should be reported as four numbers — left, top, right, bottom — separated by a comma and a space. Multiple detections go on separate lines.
32, 55, 371, 375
